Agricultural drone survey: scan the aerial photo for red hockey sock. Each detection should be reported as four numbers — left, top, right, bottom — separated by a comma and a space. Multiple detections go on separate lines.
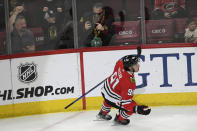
101, 100, 111, 115
118, 114, 126, 121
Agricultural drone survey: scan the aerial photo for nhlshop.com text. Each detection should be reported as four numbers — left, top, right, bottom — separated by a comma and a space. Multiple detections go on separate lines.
0, 86, 74, 101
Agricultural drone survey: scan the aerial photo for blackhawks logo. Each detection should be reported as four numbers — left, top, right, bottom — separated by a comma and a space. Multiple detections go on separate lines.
130, 77, 135, 83
18, 63, 37, 83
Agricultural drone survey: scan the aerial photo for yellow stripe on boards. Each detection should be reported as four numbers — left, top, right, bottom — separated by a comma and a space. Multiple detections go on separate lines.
86, 96, 104, 110
133, 92, 197, 106
1, 92, 197, 119
85, 92, 197, 110
0, 104, 14, 118
0, 98, 83, 119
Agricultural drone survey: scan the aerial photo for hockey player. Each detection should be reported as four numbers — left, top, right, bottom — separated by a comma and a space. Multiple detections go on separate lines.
97, 47, 151, 125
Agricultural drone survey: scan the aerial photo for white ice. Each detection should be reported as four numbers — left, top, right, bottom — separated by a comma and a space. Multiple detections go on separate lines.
0, 106, 197, 131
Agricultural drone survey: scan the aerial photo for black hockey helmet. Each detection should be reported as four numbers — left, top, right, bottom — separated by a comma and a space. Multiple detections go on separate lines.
123, 46, 142, 71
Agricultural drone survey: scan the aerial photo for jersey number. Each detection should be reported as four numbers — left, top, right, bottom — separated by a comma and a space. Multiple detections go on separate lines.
110, 72, 119, 89
128, 89, 133, 96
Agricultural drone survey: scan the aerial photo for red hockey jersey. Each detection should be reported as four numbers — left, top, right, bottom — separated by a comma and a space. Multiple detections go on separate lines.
101, 59, 136, 107
154, 0, 185, 12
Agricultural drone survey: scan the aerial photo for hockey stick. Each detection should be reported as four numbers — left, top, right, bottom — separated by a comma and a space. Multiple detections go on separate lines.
65, 78, 107, 109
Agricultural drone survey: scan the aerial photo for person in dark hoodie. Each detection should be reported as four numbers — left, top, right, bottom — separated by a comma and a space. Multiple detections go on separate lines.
40, 0, 65, 50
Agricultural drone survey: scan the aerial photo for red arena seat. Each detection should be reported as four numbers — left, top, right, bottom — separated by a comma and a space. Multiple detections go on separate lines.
112, 20, 141, 44
145, 19, 175, 44
175, 18, 188, 34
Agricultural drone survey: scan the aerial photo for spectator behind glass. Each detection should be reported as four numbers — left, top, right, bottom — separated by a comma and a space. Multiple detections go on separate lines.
9, 0, 32, 26
80, 3, 115, 47
9, 2, 24, 32
152, 0, 186, 19
10, 15, 35, 54
185, 18, 197, 43
41, 0, 65, 50
42, 0, 65, 28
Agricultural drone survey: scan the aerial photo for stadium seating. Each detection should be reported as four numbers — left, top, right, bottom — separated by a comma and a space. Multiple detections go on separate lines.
175, 18, 188, 34
112, 20, 141, 45
1, 18, 192, 52
145, 19, 175, 44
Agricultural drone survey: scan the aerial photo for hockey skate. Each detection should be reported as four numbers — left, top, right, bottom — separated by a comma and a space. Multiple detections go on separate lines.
96, 110, 112, 120
113, 114, 130, 125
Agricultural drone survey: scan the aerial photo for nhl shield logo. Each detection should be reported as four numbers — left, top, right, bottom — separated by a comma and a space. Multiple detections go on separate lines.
18, 63, 37, 83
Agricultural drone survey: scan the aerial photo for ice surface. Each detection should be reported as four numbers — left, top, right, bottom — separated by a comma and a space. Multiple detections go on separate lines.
0, 106, 197, 131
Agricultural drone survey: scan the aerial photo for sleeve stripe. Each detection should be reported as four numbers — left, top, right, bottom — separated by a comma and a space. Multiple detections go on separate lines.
120, 110, 130, 119
106, 80, 122, 99
103, 80, 121, 101
121, 99, 132, 104
101, 105, 111, 112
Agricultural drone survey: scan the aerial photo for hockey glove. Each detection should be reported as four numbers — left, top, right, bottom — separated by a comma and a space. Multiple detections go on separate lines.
133, 105, 151, 115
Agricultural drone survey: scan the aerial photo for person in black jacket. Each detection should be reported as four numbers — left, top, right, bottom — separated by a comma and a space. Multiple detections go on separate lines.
40, 0, 65, 50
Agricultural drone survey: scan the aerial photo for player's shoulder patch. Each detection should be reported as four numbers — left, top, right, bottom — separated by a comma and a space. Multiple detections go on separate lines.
130, 77, 135, 83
